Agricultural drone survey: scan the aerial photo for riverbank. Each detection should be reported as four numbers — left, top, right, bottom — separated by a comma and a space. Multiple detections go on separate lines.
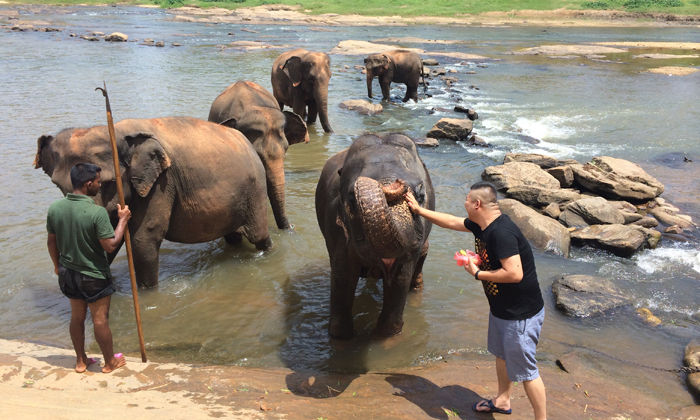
0, 339, 697, 419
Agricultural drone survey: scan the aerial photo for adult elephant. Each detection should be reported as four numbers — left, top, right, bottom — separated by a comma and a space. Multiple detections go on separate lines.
316, 133, 435, 338
364, 50, 425, 103
34, 117, 272, 288
208, 81, 309, 230
272, 48, 333, 133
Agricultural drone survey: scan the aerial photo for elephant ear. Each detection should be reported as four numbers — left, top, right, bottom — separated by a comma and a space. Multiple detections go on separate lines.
382, 54, 391, 69
283, 111, 309, 145
33, 134, 54, 170
218, 117, 238, 129
124, 132, 171, 198
281, 56, 303, 87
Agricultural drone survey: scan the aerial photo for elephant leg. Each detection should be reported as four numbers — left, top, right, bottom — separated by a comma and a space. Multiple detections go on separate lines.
240, 191, 272, 251
410, 240, 429, 291
404, 84, 418, 103
375, 263, 413, 336
329, 254, 361, 339
278, 100, 284, 111
131, 234, 163, 289
292, 95, 307, 121
380, 80, 391, 101
307, 100, 318, 124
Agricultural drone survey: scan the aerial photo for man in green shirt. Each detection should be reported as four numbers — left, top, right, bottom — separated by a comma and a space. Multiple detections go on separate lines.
46, 163, 131, 374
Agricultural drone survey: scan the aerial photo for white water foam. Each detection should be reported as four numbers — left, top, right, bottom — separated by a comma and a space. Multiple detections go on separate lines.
513, 115, 582, 140
635, 246, 700, 275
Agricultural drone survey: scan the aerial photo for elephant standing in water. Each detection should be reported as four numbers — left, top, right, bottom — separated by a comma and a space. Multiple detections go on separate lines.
208, 81, 309, 230
35, 117, 272, 288
272, 48, 334, 133
316, 133, 435, 338
364, 50, 425, 103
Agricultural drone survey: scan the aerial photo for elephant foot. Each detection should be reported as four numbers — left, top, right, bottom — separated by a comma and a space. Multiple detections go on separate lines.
224, 232, 243, 245
328, 324, 355, 340
410, 271, 424, 292
373, 320, 404, 337
254, 236, 273, 251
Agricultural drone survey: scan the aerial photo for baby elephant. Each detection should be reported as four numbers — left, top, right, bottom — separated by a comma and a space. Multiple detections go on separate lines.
364, 50, 426, 103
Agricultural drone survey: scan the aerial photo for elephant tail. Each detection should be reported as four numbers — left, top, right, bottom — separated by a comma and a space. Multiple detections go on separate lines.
421, 64, 427, 94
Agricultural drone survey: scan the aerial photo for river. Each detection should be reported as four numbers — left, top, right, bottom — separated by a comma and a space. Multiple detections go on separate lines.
1, 5, 699, 376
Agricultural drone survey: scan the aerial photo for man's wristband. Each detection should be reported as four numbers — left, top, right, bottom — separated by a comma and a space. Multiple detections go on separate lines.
474, 270, 481, 280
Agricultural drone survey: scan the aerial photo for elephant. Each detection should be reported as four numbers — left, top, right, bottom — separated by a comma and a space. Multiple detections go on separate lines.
364, 50, 426, 103
34, 117, 272, 288
208, 81, 309, 230
315, 133, 435, 339
272, 48, 333, 133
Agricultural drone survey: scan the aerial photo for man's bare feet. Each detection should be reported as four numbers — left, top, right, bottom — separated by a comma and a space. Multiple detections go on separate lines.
102, 353, 126, 373
75, 354, 97, 373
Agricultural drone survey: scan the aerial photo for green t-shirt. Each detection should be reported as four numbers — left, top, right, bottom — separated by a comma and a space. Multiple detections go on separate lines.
46, 194, 115, 279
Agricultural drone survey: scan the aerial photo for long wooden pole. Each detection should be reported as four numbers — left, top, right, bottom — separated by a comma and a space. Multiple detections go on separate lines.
96, 82, 147, 363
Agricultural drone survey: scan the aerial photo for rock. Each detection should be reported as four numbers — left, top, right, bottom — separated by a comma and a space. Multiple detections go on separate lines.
483, 162, 561, 191
559, 197, 625, 228
45, 27, 61, 32
354, 65, 363, 70
466, 135, 488, 147
240, 28, 259, 33
144, 38, 154, 43
412, 137, 440, 148
649, 206, 695, 229
430, 107, 452, 114
361, 69, 366, 74
551, 275, 630, 317
426, 118, 473, 141
569, 157, 664, 201
685, 338, 700, 396
448, 69, 457, 73
546, 166, 574, 188
330, 40, 422, 56
91, 31, 105, 36
498, 199, 571, 257
543, 202, 561, 219
620, 212, 643, 224
344, 65, 349, 69
664, 225, 684, 234
82, 36, 100, 42
12, 25, 33, 31
476, 64, 488, 68
228, 32, 235, 35
570, 224, 657, 257
505, 185, 581, 208
440, 76, 458, 83
433, 68, 447, 76
422, 58, 439, 66
338, 100, 383, 116
632, 216, 659, 228
517, 134, 541, 145
504, 153, 579, 169
635, 308, 662, 326
155, 41, 165, 47
172, 42, 182, 47
451, 107, 479, 121
104, 32, 128, 42
465, 70, 476, 74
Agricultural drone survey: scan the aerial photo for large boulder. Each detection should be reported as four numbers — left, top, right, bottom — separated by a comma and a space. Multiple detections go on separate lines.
503, 153, 579, 169
498, 199, 571, 257
339, 100, 383, 116
685, 338, 700, 397
426, 118, 473, 141
105, 32, 128, 42
608, 200, 643, 224
483, 162, 561, 191
569, 157, 665, 201
648, 206, 696, 229
505, 185, 582, 207
559, 197, 625, 228
570, 224, 661, 257
551, 275, 630, 317
546, 166, 574, 188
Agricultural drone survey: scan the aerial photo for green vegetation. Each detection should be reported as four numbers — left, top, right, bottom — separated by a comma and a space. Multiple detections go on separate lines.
4, 0, 700, 15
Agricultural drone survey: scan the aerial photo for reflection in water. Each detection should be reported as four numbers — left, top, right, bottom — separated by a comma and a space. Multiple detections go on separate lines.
0, 5, 699, 371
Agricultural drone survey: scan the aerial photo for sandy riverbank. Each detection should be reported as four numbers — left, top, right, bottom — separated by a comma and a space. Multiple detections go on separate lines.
0, 339, 697, 419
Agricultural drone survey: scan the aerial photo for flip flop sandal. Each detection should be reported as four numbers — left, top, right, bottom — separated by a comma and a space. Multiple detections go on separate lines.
472, 399, 512, 415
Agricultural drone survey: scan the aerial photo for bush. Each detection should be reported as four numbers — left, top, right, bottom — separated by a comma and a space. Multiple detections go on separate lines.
690, 0, 700, 4
583, 1, 611, 8
623, 0, 684, 7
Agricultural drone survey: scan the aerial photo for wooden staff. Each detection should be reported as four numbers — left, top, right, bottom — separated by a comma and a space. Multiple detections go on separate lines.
96, 82, 147, 363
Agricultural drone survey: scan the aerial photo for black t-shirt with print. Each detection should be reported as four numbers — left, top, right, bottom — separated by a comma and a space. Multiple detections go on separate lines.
464, 214, 544, 320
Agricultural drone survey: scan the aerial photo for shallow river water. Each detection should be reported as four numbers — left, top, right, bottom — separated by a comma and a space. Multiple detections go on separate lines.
1, 6, 699, 375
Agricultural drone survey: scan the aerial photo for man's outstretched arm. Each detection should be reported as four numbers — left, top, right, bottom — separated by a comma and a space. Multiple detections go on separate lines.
404, 192, 469, 232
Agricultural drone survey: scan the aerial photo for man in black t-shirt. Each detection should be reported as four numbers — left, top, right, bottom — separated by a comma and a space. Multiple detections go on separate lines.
405, 181, 546, 419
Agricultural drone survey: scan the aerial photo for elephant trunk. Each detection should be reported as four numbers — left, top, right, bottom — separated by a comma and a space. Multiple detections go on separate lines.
265, 159, 290, 230
366, 69, 373, 98
315, 88, 333, 133
354, 177, 413, 259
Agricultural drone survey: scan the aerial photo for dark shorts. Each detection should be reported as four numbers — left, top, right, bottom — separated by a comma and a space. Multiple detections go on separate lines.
58, 264, 115, 303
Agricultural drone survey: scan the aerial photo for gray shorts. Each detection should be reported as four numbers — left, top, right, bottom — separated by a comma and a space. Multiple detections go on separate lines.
487, 307, 545, 382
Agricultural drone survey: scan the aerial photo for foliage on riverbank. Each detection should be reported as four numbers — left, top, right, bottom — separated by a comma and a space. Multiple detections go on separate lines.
5, 0, 700, 16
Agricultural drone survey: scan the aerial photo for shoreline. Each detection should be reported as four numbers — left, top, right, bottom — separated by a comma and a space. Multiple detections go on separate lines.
1, 338, 698, 419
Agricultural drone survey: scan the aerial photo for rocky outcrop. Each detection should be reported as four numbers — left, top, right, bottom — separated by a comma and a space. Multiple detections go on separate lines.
559, 197, 625, 228
426, 118, 473, 141
546, 166, 574, 188
483, 162, 561, 191
570, 157, 664, 201
551, 275, 630, 317
105, 32, 128, 42
632, 216, 659, 228
685, 338, 700, 396
498, 199, 571, 257
505, 185, 581, 208
648, 206, 696, 229
422, 58, 439, 66
339, 100, 383, 116
454, 106, 478, 120
570, 224, 661, 257
412, 137, 439, 148
503, 153, 578, 169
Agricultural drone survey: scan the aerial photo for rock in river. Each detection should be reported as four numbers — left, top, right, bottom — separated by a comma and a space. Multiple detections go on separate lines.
482, 162, 561, 191
559, 197, 625, 228
104, 32, 128, 42
498, 199, 571, 257
570, 224, 661, 257
339, 100, 383, 116
685, 338, 700, 397
504, 152, 579, 169
551, 274, 630, 317
570, 156, 664, 201
426, 118, 473, 141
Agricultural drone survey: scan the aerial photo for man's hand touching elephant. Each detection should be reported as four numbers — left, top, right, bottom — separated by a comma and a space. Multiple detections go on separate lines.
404, 191, 422, 215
